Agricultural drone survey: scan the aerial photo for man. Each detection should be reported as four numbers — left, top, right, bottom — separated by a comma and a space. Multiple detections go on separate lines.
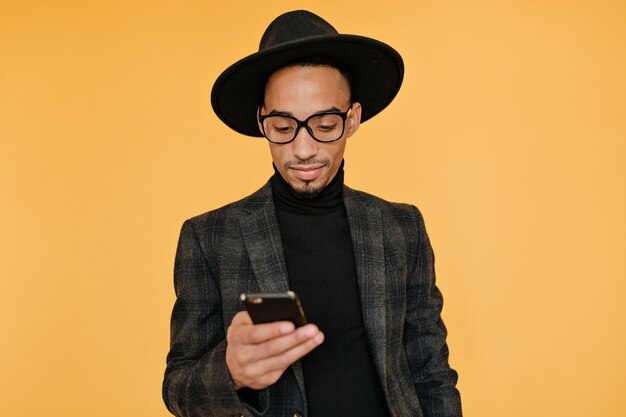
163, 10, 462, 417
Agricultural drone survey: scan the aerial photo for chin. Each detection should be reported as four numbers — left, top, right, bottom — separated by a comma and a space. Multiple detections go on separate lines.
288, 179, 327, 199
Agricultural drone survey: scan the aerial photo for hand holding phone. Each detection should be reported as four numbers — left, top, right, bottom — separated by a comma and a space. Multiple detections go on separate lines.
226, 294, 322, 390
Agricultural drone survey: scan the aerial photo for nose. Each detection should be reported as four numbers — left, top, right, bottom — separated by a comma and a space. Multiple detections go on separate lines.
291, 126, 319, 161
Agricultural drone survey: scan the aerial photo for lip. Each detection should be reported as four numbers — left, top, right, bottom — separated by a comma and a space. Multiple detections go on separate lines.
290, 165, 325, 181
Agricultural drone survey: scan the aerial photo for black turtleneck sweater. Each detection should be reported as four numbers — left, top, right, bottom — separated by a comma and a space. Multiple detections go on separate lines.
271, 162, 390, 417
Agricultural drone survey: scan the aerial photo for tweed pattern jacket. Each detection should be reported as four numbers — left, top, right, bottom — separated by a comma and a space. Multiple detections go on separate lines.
163, 182, 462, 417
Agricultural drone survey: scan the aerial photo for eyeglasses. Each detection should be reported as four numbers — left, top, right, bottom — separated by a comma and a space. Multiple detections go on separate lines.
258, 105, 353, 144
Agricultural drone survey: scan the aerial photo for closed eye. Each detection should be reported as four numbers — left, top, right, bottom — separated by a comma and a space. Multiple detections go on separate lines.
315, 123, 338, 132
274, 126, 293, 133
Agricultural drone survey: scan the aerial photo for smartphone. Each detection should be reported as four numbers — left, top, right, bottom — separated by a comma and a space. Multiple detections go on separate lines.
240, 291, 307, 327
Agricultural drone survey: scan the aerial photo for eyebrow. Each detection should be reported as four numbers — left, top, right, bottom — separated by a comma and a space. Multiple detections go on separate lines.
266, 106, 342, 117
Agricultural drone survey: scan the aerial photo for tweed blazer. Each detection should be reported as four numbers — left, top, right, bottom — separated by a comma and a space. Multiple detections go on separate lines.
163, 182, 462, 417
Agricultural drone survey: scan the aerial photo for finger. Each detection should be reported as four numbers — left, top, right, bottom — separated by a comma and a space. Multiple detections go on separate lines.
230, 311, 253, 326
227, 327, 324, 390
226, 312, 253, 345
239, 320, 297, 344
252, 324, 322, 359
230, 324, 321, 370
247, 330, 325, 377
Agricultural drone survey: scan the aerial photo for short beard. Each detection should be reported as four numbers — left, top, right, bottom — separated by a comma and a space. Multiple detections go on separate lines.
287, 181, 326, 199
284, 158, 331, 199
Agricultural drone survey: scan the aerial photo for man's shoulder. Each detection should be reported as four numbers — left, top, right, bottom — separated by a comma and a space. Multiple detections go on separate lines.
344, 185, 420, 217
185, 181, 272, 226
344, 186, 428, 245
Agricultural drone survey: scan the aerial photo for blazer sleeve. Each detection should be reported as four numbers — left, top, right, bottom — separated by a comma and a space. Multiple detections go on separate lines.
162, 220, 265, 417
403, 206, 463, 417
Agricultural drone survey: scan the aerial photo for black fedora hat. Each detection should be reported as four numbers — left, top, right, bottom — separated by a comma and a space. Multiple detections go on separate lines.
210, 10, 404, 137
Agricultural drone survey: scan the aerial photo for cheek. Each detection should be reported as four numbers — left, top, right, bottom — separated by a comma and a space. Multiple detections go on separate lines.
268, 144, 288, 167
329, 142, 347, 161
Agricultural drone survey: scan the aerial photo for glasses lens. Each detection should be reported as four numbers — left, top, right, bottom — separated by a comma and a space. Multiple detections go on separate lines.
262, 116, 298, 143
307, 114, 344, 142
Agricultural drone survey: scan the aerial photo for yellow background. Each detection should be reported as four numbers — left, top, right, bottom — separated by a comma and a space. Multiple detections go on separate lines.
2, 1, 625, 416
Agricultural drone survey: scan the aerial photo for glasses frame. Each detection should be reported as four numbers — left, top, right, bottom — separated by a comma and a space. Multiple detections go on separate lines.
258, 105, 353, 144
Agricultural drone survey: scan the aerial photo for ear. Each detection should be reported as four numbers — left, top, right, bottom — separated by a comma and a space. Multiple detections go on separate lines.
256, 105, 265, 135
345, 102, 362, 138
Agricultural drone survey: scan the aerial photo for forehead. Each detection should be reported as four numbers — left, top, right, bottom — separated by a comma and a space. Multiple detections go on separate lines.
263, 65, 350, 112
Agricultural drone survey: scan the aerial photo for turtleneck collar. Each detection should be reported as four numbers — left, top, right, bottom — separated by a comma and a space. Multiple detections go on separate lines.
271, 160, 345, 215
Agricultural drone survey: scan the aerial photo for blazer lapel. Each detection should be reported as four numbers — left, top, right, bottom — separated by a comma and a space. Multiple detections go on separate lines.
239, 183, 290, 293
238, 182, 307, 401
344, 187, 388, 390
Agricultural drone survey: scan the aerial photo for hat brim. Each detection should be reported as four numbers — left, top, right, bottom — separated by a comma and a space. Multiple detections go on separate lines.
211, 34, 404, 137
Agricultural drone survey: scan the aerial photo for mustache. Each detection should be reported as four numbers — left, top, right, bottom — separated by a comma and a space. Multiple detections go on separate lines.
284, 159, 330, 169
